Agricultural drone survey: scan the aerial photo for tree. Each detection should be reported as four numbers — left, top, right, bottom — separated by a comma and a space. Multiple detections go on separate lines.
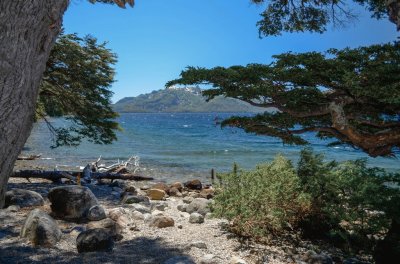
167, 43, 400, 157
37, 33, 119, 148
0, 0, 133, 208
251, 0, 399, 36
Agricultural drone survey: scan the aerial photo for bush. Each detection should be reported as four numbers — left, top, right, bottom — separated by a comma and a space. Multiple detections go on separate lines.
213, 148, 400, 256
212, 155, 311, 238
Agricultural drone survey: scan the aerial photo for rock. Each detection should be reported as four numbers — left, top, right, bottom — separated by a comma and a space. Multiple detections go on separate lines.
177, 204, 187, 212
124, 184, 137, 194
205, 213, 212, 219
147, 189, 166, 200
170, 182, 184, 191
131, 210, 145, 220
304, 253, 333, 264
164, 256, 195, 264
151, 210, 165, 216
151, 202, 168, 211
130, 203, 151, 214
20, 209, 61, 247
149, 215, 175, 228
184, 179, 202, 190
111, 191, 121, 198
230, 256, 247, 264
152, 182, 170, 193
169, 187, 182, 197
186, 198, 211, 216
76, 228, 114, 253
177, 224, 183, 229
5, 189, 44, 208
122, 194, 150, 205
188, 192, 201, 198
189, 213, 204, 224
199, 188, 214, 199
112, 187, 123, 193
87, 205, 106, 221
140, 185, 151, 190
200, 254, 220, 264
7, 205, 20, 212
86, 218, 122, 239
189, 241, 207, 249
108, 207, 131, 227
182, 196, 194, 204
48, 186, 99, 221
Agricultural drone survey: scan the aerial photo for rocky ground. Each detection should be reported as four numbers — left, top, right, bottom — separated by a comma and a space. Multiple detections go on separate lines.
0, 176, 370, 264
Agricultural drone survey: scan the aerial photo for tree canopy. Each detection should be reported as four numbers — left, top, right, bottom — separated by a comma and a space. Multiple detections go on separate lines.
36, 33, 120, 148
167, 42, 400, 157
251, 0, 399, 36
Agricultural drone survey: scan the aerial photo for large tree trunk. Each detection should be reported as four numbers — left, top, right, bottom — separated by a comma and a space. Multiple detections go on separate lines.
0, 1, 69, 208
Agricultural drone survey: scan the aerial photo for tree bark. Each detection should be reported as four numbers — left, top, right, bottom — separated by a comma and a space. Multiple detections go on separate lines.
0, 1, 69, 208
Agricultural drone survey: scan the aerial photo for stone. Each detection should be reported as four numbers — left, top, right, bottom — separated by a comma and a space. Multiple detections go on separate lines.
189, 213, 204, 224
7, 205, 20, 212
147, 189, 166, 200
122, 194, 150, 205
177, 204, 187, 212
177, 224, 183, 229
108, 207, 131, 227
186, 198, 211, 216
188, 192, 201, 198
149, 215, 175, 228
111, 191, 121, 198
5, 189, 44, 208
152, 182, 170, 193
151, 202, 168, 211
164, 256, 195, 264
230, 256, 247, 264
87, 205, 106, 221
124, 184, 137, 194
48, 186, 99, 221
151, 210, 165, 216
131, 210, 145, 220
168, 187, 182, 197
109, 180, 125, 188
20, 209, 61, 247
182, 196, 194, 204
170, 182, 184, 191
184, 179, 202, 190
200, 254, 220, 264
76, 228, 114, 253
112, 187, 123, 193
189, 241, 207, 249
199, 188, 214, 199
130, 203, 151, 214
140, 185, 151, 190
86, 218, 122, 239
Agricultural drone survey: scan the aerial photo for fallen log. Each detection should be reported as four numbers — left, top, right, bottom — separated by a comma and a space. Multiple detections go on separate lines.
11, 170, 153, 182
17, 154, 42, 160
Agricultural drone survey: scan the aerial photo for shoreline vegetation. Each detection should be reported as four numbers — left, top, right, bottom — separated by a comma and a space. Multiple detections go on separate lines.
2, 149, 398, 263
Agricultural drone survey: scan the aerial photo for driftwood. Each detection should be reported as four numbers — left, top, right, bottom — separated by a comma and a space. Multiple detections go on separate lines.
17, 154, 41, 160
11, 155, 152, 183
11, 170, 153, 182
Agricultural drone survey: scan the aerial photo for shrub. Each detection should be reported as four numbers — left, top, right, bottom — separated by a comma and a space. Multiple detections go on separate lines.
212, 155, 311, 238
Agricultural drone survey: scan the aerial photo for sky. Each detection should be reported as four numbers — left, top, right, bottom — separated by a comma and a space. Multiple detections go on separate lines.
63, 0, 398, 103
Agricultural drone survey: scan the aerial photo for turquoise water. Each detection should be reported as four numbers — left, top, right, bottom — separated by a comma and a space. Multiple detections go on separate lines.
22, 113, 399, 183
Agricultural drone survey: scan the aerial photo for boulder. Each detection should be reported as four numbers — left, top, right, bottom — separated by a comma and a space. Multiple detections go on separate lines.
200, 254, 220, 264
76, 228, 114, 253
86, 218, 122, 240
48, 186, 99, 221
182, 196, 194, 204
177, 204, 187, 212
5, 189, 44, 208
189, 213, 204, 224
87, 205, 106, 221
20, 209, 61, 247
121, 194, 150, 205
108, 207, 132, 227
199, 188, 214, 199
170, 182, 184, 192
164, 256, 195, 264
7, 205, 20, 212
152, 182, 170, 193
147, 189, 166, 200
186, 198, 211, 216
149, 215, 175, 228
184, 180, 202, 190
169, 187, 182, 197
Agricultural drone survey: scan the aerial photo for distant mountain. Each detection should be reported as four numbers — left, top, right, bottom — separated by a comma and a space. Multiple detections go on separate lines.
113, 87, 264, 113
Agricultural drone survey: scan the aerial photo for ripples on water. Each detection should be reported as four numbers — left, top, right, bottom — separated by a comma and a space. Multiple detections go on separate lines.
22, 113, 399, 183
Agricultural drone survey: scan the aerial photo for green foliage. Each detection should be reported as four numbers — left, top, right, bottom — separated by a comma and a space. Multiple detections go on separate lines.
213, 149, 400, 253
251, 0, 389, 36
167, 43, 400, 157
212, 155, 311, 238
37, 33, 120, 148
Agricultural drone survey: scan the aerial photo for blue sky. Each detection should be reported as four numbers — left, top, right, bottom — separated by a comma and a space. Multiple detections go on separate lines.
63, 0, 398, 103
